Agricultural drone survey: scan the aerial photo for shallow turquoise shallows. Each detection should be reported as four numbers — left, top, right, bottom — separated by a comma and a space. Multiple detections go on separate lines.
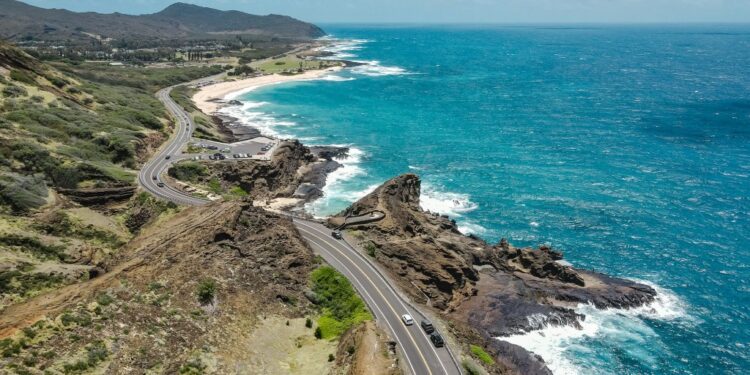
227, 25, 750, 374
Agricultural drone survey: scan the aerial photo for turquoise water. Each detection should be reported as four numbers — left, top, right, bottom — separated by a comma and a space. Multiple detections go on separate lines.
225, 25, 750, 374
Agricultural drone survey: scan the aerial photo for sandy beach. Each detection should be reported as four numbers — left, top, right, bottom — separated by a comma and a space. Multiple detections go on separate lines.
193, 67, 342, 114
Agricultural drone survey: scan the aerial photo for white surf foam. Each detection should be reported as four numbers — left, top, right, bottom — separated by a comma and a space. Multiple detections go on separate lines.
498, 282, 690, 375
305, 147, 375, 217
320, 75, 356, 82
218, 101, 295, 139
419, 184, 479, 217
319, 37, 411, 77
351, 60, 410, 77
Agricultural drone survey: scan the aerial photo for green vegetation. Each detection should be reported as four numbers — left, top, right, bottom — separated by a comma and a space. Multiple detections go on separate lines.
463, 360, 483, 375
310, 266, 372, 339
0, 270, 65, 298
168, 162, 208, 183
196, 279, 217, 305
55, 63, 225, 92
0, 234, 66, 260
180, 358, 206, 374
32, 211, 123, 248
470, 345, 495, 365
364, 242, 377, 257
0, 42, 229, 214
62, 341, 108, 374
251, 55, 338, 74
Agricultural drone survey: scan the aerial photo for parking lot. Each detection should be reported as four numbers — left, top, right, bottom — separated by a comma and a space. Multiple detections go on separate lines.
186, 136, 278, 161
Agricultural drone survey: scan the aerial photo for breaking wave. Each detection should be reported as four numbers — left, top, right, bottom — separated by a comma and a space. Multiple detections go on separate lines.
498, 282, 691, 374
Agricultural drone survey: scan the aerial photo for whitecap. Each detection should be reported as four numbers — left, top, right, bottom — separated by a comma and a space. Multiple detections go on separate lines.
320, 75, 356, 82
351, 60, 410, 77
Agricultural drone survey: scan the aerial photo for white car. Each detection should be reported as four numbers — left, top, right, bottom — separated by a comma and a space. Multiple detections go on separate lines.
401, 314, 414, 326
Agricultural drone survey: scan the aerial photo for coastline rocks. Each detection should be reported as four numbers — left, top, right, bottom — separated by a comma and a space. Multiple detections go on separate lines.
330, 173, 657, 373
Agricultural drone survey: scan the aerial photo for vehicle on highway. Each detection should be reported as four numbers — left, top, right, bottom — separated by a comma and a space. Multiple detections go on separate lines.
208, 155, 215, 160
421, 320, 435, 334
332, 230, 342, 240
157, 182, 165, 188
401, 314, 414, 326
165, 155, 171, 160
232, 154, 239, 158
430, 332, 444, 348
208, 145, 218, 150
152, 176, 157, 181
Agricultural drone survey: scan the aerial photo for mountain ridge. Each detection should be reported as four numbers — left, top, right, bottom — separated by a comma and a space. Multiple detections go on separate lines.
0, 0, 325, 42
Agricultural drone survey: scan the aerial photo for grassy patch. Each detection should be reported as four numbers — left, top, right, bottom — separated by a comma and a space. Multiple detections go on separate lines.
0, 234, 66, 260
470, 344, 495, 365
310, 266, 371, 339
168, 162, 208, 183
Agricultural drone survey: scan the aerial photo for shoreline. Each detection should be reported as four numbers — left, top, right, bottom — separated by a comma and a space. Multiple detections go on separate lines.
192, 66, 343, 115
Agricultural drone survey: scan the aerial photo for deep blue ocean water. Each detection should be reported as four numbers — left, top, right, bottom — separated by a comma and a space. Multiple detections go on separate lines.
224, 25, 750, 374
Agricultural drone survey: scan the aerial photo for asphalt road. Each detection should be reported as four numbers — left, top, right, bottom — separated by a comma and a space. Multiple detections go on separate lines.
139, 82, 462, 375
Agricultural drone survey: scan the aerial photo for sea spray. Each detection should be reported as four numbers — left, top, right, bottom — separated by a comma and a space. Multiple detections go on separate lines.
499, 283, 690, 375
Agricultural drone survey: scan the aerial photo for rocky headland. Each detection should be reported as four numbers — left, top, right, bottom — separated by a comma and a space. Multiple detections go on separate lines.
329, 174, 657, 374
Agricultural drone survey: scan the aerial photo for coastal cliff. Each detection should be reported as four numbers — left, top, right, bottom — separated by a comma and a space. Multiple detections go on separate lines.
330, 174, 657, 374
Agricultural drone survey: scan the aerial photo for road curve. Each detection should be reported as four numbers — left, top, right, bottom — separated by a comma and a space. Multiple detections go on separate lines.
139, 82, 462, 375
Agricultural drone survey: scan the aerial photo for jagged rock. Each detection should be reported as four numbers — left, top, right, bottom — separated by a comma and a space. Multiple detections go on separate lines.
330, 173, 657, 373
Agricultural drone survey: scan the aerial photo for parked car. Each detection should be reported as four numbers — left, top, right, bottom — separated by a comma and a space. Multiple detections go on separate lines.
401, 314, 414, 326
429, 333, 444, 348
420, 320, 435, 334
332, 230, 342, 240
208, 155, 215, 160
208, 145, 218, 150
232, 154, 239, 158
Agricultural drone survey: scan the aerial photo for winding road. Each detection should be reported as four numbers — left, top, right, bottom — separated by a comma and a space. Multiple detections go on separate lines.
139, 83, 462, 375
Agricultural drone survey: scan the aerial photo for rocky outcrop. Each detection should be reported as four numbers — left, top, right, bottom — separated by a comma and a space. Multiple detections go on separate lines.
58, 185, 137, 206
195, 140, 346, 203
332, 174, 657, 373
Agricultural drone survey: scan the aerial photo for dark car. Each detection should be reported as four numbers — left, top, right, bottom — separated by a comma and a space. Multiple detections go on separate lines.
152, 176, 157, 181
208, 145, 218, 150
165, 155, 171, 160
430, 333, 444, 348
332, 231, 342, 240
157, 182, 165, 188
420, 320, 435, 334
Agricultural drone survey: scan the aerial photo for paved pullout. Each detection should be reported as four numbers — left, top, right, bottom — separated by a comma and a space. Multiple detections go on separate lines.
139, 83, 462, 375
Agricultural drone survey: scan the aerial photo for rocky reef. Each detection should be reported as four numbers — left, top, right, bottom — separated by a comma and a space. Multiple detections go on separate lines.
331, 173, 657, 374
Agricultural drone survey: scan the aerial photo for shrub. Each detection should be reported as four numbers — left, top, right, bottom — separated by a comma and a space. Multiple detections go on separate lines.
314, 327, 322, 339
196, 279, 216, 305
10, 70, 35, 85
470, 344, 495, 365
328, 353, 335, 362
2, 85, 27, 98
364, 242, 376, 257
168, 162, 208, 183
463, 360, 482, 375
310, 266, 371, 339
305, 318, 313, 328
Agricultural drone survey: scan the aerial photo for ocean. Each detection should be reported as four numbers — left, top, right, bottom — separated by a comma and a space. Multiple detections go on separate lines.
222, 25, 750, 374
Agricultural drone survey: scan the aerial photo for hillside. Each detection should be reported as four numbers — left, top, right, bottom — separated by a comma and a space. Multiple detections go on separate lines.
0, 202, 399, 374
0, 0, 325, 43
